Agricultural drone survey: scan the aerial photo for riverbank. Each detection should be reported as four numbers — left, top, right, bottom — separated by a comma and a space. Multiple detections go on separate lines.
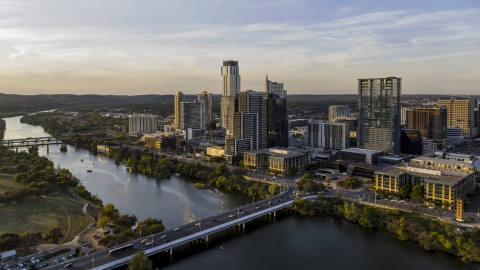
294, 197, 480, 264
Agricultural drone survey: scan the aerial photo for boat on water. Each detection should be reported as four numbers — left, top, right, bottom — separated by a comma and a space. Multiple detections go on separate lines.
81, 159, 83, 162
220, 246, 223, 250
87, 170, 93, 173
175, 173, 180, 176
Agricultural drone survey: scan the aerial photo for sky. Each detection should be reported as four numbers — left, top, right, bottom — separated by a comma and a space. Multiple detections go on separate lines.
0, 0, 479, 95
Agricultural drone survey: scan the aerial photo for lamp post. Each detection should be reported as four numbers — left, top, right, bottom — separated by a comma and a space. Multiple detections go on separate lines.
151, 235, 154, 248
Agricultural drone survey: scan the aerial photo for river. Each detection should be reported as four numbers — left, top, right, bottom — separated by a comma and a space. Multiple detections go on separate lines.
2, 115, 476, 270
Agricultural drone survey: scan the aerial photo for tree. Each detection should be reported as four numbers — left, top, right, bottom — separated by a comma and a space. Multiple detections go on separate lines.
44, 227, 64, 244
20, 231, 43, 252
399, 185, 413, 199
128, 251, 153, 270
97, 216, 111, 230
410, 185, 424, 203
325, 177, 331, 187
74, 245, 82, 257
147, 224, 165, 235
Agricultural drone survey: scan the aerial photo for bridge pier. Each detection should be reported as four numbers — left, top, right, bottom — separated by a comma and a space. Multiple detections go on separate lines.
274, 211, 276, 217
15, 147, 18, 154
74, 143, 77, 150
243, 222, 245, 229
170, 248, 173, 256
46, 145, 49, 153
205, 235, 208, 242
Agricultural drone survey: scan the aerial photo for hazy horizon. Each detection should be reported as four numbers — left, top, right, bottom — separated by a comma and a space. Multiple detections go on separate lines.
0, 0, 478, 95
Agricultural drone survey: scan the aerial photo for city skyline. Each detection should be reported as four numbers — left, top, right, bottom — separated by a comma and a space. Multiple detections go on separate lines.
0, 1, 478, 95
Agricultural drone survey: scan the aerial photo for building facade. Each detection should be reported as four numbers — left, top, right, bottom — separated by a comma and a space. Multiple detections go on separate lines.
437, 97, 477, 138
244, 148, 310, 175
307, 120, 348, 150
197, 91, 213, 126
400, 129, 423, 155
174, 91, 185, 126
265, 93, 288, 148
179, 102, 205, 130
357, 77, 401, 153
128, 115, 158, 134
264, 75, 287, 98
406, 107, 447, 151
328, 105, 351, 122
221, 60, 241, 135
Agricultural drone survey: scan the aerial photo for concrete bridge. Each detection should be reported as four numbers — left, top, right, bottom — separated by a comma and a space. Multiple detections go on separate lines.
48, 188, 307, 270
1, 137, 66, 153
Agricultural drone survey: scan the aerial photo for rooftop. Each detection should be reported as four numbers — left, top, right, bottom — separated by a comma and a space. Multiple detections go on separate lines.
340, 148, 383, 155
411, 156, 473, 168
376, 166, 467, 185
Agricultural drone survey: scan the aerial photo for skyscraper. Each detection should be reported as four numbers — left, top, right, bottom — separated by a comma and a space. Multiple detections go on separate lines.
328, 105, 351, 122
357, 77, 401, 154
197, 91, 213, 126
436, 98, 477, 138
179, 101, 205, 130
406, 107, 447, 151
307, 120, 348, 150
265, 93, 288, 148
264, 75, 287, 98
174, 91, 184, 126
221, 60, 240, 136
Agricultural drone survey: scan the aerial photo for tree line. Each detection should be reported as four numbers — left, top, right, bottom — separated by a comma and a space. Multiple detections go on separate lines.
295, 197, 480, 263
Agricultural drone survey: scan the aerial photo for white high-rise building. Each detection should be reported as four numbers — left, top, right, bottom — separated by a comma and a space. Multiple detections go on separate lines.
129, 115, 158, 134
221, 60, 240, 136
307, 120, 348, 150
264, 75, 286, 98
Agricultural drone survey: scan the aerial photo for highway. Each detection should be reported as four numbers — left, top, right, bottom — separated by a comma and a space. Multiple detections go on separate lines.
48, 187, 299, 270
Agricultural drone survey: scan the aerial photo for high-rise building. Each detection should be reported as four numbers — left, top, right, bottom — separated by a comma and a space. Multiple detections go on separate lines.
357, 77, 401, 154
179, 102, 205, 130
406, 107, 447, 151
307, 120, 348, 150
128, 115, 158, 134
174, 91, 184, 126
436, 98, 477, 138
233, 90, 265, 150
264, 75, 287, 98
197, 91, 213, 126
221, 60, 240, 136
265, 93, 288, 148
328, 105, 351, 122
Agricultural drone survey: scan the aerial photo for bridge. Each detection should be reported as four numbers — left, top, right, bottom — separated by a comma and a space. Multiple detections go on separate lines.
1, 137, 66, 153
47, 187, 308, 270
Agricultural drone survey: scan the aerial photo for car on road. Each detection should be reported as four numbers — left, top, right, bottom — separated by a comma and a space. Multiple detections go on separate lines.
196, 222, 201, 226
54, 260, 59, 264
229, 215, 234, 217
145, 242, 152, 245
256, 206, 260, 209
164, 239, 170, 243
174, 227, 180, 231
62, 257, 67, 261
141, 239, 148, 243
277, 199, 280, 202
211, 219, 216, 222
161, 235, 167, 239
64, 263, 72, 268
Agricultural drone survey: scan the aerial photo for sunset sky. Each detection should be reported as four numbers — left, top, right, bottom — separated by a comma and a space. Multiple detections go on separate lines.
0, 0, 478, 95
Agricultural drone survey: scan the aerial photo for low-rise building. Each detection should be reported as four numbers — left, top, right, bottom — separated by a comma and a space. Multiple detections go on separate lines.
0, 250, 17, 262
244, 148, 310, 176
338, 148, 383, 165
97, 145, 114, 155
206, 146, 225, 157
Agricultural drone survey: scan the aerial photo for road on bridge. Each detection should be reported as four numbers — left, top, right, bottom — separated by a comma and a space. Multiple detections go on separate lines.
47, 187, 301, 270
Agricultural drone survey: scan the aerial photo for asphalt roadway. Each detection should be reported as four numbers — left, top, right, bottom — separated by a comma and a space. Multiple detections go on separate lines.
48, 187, 299, 270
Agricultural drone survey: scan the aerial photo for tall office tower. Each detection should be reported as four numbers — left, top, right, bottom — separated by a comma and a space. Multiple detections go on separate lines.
307, 120, 348, 150
264, 75, 287, 98
179, 102, 205, 130
400, 106, 410, 125
221, 60, 240, 136
265, 93, 288, 148
357, 77, 401, 154
128, 115, 158, 134
436, 98, 477, 138
174, 91, 185, 126
406, 107, 447, 151
197, 91, 213, 126
233, 90, 265, 150
328, 105, 351, 122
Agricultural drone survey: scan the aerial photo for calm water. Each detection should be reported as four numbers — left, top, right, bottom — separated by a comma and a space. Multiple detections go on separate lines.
3, 116, 477, 270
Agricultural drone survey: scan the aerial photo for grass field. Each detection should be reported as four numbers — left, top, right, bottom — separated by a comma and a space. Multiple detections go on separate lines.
0, 194, 93, 242
0, 173, 24, 194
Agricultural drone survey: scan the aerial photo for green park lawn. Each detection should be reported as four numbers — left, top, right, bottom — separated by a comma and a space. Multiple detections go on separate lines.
0, 194, 93, 242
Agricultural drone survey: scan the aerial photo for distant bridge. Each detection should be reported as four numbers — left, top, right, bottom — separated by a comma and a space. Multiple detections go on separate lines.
1, 137, 66, 153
